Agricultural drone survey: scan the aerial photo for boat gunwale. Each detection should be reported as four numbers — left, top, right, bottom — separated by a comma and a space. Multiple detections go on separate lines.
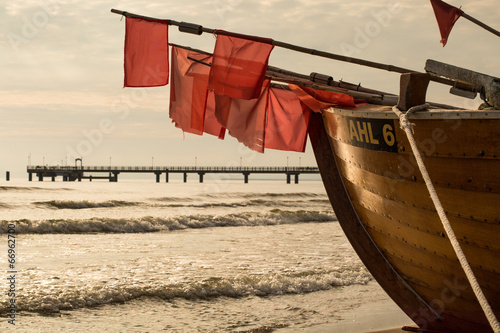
326, 105, 500, 120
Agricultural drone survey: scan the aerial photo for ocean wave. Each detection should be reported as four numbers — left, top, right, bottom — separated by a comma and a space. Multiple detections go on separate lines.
205, 192, 325, 199
33, 200, 140, 209
152, 196, 195, 202
156, 198, 327, 209
0, 210, 336, 234
0, 267, 371, 314
0, 186, 74, 192
150, 191, 328, 209
152, 192, 324, 202
308, 199, 330, 204
30, 195, 328, 211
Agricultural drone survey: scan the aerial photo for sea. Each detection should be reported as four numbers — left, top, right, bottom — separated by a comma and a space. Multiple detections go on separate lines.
0, 176, 412, 332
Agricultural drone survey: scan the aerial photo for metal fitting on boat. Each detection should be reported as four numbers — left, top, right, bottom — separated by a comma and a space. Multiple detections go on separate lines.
179, 22, 203, 35
310, 72, 333, 85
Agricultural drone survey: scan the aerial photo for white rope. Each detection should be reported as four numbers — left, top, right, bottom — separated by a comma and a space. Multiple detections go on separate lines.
393, 104, 500, 333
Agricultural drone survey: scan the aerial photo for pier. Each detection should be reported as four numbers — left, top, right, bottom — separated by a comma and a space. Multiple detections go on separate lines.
26, 165, 319, 184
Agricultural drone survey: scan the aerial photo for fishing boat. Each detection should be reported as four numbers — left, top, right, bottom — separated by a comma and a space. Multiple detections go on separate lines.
308, 68, 500, 332
110, 4, 500, 332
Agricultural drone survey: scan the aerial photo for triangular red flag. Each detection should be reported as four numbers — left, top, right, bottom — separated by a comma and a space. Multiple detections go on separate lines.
430, 0, 463, 46
208, 33, 274, 100
124, 17, 169, 87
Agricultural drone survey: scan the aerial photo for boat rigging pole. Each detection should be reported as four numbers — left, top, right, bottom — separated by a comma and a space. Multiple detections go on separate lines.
172, 43, 460, 109
461, 12, 500, 39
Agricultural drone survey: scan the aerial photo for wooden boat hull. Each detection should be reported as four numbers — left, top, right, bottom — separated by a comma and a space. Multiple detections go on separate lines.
308, 106, 500, 332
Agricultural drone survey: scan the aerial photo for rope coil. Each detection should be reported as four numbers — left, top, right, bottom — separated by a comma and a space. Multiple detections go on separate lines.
393, 104, 500, 332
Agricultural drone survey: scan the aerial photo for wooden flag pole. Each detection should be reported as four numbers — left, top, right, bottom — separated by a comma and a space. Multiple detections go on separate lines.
111, 8, 472, 91
461, 12, 500, 39
171, 43, 462, 109
111, 9, 414, 74
171, 43, 397, 103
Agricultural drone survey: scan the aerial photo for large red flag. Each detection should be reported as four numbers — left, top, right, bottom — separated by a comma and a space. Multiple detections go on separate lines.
169, 46, 225, 138
430, 0, 463, 46
289, 85, 355, 112
124, 17, 169, 87
214, 81, 270, 152
209, 32, 274, 100
214, 82, 312, 153
265, 87, 310, 153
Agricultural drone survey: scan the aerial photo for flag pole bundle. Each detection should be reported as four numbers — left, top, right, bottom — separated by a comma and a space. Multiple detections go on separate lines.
109, 6, 494, 153
111, 9, 473, 91
113, 9, 350, 153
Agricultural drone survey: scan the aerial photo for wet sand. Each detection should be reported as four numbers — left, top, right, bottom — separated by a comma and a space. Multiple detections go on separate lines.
276, 282, 415, 333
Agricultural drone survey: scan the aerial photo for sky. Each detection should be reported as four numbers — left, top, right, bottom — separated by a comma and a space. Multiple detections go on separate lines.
1, 0, 499, 179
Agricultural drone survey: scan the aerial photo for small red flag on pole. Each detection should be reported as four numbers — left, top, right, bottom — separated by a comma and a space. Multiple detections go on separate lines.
124, 17, 169, 86
169, 46, 225, 138
265, 87, 310, 153
208, 33, 274, 100
429, 0, 463, 46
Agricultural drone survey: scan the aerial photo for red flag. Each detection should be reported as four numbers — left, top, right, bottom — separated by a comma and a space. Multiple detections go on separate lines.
214, 81, 270, 152
214, 82, 311, 153
124, 17, 169, 87
208, 33, 274, 100
430, 0, 463, 46
289, 85, 355, 112
204, 91, 226, 139
169, 46, 225, 138
265, 87, 310, 153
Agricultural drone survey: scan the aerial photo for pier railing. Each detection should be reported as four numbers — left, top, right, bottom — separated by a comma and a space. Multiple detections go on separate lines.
26, 165, 319, 183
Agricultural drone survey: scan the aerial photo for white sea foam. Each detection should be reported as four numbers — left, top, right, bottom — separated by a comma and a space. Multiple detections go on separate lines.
0, 210, 336, 234
0, 267, 371, 314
